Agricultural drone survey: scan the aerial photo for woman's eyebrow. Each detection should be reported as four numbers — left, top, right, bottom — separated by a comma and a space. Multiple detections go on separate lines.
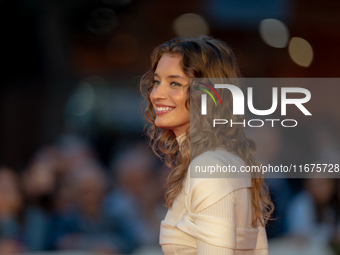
153, 73, 185, 80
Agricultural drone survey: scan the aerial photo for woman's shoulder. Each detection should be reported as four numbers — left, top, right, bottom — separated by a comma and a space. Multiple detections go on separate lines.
191, 147, 246, 167
184, 148, 252, 214
189, 147, 250, 179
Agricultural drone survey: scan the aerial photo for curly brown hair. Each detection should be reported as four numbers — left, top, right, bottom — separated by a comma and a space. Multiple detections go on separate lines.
140, 35, 274, 227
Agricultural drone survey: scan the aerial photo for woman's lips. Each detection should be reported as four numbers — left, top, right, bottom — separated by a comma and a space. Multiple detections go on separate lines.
155, 106, 175, 115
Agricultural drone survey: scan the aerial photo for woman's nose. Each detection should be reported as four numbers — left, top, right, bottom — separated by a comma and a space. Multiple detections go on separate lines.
151, 83, 167, 101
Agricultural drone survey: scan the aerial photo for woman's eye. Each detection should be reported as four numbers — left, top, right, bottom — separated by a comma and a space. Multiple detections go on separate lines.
170, 82, 182, 87
152, 80, 160, 86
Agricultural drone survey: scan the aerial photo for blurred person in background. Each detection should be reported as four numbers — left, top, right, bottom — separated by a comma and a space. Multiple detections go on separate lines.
21, 146, 58, 251
51, 133, 100, 219
48, 166, 76, 250
284, 118, 340, 248
104, 141, 167, 251
54, 159, 132, 254
19, 134, 99, 252
246, 125, 292, 238
310, 118, 340, 165
330, 179, 340, 255
0, 167, 24, 254
285, 176, 337, 244
54, 133, 98, 179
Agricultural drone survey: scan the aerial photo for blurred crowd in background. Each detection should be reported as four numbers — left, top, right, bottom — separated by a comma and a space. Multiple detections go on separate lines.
0, 0, 340, 254
0, 123, 340, 255
0, 134, 168, 254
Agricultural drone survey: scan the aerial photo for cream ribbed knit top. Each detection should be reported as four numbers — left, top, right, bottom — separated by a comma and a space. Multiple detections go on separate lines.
159, 134, 269, 255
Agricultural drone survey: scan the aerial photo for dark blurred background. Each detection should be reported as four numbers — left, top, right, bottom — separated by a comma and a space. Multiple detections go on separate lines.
0, 0, 339, 254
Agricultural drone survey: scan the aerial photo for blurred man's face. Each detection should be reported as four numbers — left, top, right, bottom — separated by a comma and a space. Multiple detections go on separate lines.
76, 178, 104, 216
307, 178, 334, 205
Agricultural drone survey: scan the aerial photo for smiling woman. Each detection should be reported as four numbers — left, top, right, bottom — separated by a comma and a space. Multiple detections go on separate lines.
140, 35, 274, 255
150, 54, 190, 137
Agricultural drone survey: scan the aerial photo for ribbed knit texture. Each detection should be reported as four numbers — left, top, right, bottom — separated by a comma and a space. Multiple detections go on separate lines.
161, 188, 269, 255
160, 134, 269, 255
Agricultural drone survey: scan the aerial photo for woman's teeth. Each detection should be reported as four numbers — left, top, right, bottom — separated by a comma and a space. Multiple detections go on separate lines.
157, 107, 174, 111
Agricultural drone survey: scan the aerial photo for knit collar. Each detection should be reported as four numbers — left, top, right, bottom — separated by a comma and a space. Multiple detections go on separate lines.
176, 133, 186, 150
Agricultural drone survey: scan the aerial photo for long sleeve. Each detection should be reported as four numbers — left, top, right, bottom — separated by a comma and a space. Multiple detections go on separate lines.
195, 192, 235, 255
195, 188, 269, 255
161, 193, 236, 255
161, 188, 269, 255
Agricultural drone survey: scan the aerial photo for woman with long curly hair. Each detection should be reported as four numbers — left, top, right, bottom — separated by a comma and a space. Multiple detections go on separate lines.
140, 35, 274, 255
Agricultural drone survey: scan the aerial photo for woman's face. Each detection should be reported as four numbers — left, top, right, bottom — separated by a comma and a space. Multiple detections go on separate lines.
150, 53, 190, 137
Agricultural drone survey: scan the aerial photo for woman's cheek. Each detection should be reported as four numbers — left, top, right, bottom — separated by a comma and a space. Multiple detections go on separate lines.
170, 90, 186, 106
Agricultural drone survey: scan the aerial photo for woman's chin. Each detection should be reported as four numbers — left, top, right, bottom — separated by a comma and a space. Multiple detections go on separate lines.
155, 123, 171, 129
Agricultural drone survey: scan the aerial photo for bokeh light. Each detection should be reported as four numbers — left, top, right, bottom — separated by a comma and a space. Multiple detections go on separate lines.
65, 82, 95, 117
288, 37, 314, 67
173, 13, 209, 37
259, 18, 290, 48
